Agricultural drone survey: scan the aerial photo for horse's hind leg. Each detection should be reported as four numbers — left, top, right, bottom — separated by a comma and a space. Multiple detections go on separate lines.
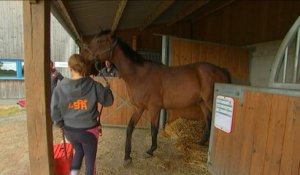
144, 108, 160, 157
124, 108, 144, 167
198, 104, 212, 145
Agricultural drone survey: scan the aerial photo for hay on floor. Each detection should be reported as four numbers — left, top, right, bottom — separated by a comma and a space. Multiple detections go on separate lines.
162, 117, 211, 175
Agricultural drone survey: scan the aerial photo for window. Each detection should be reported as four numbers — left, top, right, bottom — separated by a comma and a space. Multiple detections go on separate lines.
0, 59, 24, 80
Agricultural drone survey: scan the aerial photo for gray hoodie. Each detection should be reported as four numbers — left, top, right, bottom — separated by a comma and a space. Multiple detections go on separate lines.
51, 77, 113, 129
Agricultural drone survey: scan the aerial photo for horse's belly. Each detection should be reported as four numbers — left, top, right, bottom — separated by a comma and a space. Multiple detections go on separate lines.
163, 91, 201, 109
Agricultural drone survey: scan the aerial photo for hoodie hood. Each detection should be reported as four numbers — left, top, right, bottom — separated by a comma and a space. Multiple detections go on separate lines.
59, 77, 94, 99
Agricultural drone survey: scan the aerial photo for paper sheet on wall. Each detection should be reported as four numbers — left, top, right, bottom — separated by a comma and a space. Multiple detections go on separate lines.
214, 95, 234, 133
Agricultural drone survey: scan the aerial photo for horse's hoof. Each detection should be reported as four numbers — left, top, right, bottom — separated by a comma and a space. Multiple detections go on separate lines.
123, 158, 132, 167
144, 151, 153, 158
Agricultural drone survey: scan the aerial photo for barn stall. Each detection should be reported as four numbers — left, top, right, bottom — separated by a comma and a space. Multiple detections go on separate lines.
208, 17, 300, 175
20, 1, 300, 174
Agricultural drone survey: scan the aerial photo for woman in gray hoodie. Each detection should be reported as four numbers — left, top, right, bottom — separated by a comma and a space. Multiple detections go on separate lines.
51, 54, 114, 175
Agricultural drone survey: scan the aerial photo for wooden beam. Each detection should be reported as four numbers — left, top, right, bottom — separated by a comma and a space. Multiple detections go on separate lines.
53, 0, 81, 43
196, 0, 235, 19
168, 0, 208, 26
23, 1, 53, 175
111, 0, 127, 32
139, 0, 175, 32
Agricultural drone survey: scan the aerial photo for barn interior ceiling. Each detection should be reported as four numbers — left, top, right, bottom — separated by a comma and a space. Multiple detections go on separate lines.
51, 0, 300, 46
51, 0, 233, 42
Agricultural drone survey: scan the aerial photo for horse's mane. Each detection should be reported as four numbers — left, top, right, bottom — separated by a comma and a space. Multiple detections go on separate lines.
117, 37, 145, 65
97, 29, 146, 65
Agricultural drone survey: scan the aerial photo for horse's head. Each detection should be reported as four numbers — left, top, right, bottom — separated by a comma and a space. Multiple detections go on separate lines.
83, 29, 117, 63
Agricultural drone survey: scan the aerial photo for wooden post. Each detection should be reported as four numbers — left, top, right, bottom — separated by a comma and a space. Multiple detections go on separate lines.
23, 1, 53, 174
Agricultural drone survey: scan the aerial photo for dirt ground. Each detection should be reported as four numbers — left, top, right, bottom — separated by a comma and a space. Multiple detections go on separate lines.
0, 106, 211, 175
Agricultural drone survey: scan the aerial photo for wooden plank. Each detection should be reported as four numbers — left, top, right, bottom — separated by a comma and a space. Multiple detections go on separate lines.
23, 1, 53, 174
248, 93, 272, 175
279, 97, 295, 175
212, 126, 225, 175
290, 98, 300, 175
226, 98, 247, 175
279, 97, 300, 175
236, 92, 257, 175
262, 95, 289, 175
209, 120, 222, 175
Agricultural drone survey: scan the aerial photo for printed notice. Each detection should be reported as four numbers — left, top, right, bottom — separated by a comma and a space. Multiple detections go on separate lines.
214, 95, 234, 133
55, 62, 68, 68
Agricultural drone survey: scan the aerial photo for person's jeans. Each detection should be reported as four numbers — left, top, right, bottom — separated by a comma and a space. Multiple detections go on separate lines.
64, 127, 99, 175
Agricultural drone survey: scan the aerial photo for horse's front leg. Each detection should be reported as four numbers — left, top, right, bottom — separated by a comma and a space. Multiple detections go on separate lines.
124, 108, 144, 167
144, 108, 160, 157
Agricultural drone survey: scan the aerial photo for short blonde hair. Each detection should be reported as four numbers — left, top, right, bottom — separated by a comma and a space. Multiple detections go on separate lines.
68, 54, 87, 76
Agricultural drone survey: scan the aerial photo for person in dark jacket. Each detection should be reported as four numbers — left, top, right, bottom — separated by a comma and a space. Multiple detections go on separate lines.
50, 60, 64, 94
51, 54, 114, 175
99, 60, 118, 77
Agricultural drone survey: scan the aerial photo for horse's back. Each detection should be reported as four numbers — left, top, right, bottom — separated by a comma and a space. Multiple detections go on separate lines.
195, 62, 231, 83
158, 62, 230, 108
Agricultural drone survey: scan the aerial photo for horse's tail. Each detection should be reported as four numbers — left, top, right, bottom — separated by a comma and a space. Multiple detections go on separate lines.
222, 68, 232, 83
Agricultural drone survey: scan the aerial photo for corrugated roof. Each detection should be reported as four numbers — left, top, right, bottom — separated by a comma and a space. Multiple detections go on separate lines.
53, 0, 207, 39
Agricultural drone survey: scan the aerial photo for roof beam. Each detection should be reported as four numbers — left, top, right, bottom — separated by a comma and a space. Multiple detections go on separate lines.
52, 0, 81, 43
111, 0, 127, 32
197, 0, 235, 19
139, 0, 175, 32
168, 0, 208, 26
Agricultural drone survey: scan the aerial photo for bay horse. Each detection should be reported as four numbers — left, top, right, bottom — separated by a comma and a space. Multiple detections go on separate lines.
82, 30, 231, 166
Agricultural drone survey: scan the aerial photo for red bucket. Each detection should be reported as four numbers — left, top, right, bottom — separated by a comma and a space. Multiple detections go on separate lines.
53, 143, 73, 175
17, 99, 26, 107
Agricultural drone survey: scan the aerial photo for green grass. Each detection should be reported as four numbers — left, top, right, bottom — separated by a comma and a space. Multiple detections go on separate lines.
0, 106, 25, 117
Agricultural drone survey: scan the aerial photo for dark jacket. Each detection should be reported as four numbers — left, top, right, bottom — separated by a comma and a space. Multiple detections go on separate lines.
51, 77, 113, 129
99, 67, 118, 77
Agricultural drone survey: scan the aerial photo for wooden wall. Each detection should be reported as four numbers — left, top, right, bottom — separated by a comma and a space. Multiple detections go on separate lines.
192, 1, 300, 46
0, 80, 25, 98
167, 37, 249, 123
209, 84, 300, 175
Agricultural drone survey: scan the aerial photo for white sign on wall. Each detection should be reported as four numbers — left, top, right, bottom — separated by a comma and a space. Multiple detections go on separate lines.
214, 95, 234, 133
55, 62, 68, 68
